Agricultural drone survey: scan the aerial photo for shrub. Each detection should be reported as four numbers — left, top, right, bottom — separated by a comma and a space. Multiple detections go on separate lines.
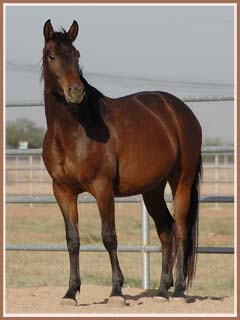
6, 118, 45, 148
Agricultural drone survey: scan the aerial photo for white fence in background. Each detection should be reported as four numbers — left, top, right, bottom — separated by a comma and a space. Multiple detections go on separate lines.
5, 146, 234, 197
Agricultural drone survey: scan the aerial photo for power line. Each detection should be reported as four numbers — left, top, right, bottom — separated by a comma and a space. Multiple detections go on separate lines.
6, 60, 233, 89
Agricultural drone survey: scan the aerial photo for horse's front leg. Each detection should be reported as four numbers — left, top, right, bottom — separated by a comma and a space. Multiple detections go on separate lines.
94, 179, 124, 297
53, 182, 80, 304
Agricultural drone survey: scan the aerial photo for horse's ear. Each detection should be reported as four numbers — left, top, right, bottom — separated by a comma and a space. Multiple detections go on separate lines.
44, 19, 54, 41
68, 20, 79, 42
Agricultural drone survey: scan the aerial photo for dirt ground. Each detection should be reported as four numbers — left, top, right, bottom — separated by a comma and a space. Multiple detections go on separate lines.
5, 285, 234, 315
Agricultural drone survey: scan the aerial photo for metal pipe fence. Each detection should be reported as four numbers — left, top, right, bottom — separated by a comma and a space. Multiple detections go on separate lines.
6, 244, 234, 254
6, 183, 235, 289
4, 146, 235, 156
5, 194, 234, 204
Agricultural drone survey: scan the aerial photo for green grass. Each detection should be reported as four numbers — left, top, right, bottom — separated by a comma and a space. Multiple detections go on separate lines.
6, 251, 234, 298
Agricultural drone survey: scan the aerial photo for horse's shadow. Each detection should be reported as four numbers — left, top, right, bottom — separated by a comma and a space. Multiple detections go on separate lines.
78, 298, 108, 307
125, 289, 227, 303
78, 289, 227, 307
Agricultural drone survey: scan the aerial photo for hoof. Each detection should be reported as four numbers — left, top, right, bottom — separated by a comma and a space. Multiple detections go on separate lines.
170, 295, 186, 303
185, 296, 196, 303
108, 295, 126, 307
137, 297, 149, 305
61, 297, 78, 306
153, 296, 169, 303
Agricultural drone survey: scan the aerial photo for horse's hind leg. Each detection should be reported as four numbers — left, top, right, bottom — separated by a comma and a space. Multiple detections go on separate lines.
94, 179, 124, 297
168, 165, 199, 298
143, 181, 174, 298
170, 179, 191, 297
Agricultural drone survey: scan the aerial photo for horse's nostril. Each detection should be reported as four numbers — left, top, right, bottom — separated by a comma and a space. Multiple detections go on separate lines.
69, 85, 80, 94
67, 84, 85, 103
69, 86, 73, 94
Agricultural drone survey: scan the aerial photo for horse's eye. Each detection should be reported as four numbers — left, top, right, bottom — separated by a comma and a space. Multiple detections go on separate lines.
49, 55, 55, 60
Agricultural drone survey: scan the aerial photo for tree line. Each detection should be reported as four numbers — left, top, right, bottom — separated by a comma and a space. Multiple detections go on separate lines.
6, 118, 45, 148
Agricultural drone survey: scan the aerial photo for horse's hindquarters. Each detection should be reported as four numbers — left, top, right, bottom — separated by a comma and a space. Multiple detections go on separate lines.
115, 127, 178, 196
110, 91, 201, 197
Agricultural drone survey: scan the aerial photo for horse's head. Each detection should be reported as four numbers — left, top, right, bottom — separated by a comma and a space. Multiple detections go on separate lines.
43, 19, 86, 104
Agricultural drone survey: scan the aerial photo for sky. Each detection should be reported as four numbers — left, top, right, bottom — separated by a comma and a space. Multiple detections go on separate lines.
5, 4, 235, 143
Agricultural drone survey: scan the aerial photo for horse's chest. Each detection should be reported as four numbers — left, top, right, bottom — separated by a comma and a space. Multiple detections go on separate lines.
54, 158, 75, 179
46, 146, 96, 191
43, 133, 114, 192
51, 156, 82, 183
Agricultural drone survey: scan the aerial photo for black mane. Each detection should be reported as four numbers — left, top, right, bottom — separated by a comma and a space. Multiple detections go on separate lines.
51, 28, 72, 45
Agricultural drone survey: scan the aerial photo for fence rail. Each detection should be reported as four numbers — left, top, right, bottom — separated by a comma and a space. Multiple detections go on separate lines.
5, 146, 235, 156
6, 244, 234, 254
6, 194, 234, 204
5, 95, 234, 108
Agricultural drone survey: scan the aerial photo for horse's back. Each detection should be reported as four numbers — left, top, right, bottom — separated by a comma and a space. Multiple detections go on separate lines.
106, 90, 201, 158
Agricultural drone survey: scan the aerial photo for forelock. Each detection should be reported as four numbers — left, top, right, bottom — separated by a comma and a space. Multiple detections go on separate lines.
51, 29, 72, 45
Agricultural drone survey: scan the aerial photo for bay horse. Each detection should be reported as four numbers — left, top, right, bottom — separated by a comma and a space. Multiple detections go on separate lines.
42, 20, 202, 305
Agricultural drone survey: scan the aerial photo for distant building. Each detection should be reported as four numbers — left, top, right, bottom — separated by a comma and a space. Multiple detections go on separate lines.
18, 141, 28, 150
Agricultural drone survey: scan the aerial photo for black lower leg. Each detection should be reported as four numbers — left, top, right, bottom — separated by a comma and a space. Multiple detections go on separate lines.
173, 240, 187, 298
63, 223, 81, 300
109, 250, 124, 296
143, 186, 175, 299
156, 212, 174, 298
158, 242, 174, 297
103, 231, 124, 296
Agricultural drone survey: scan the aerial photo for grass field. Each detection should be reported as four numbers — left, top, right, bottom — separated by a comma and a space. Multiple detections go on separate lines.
5, 202, 234, 298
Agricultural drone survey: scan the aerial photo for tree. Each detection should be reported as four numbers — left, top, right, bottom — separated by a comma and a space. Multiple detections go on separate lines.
203, 137, 224, 147
6, 118, 45, 148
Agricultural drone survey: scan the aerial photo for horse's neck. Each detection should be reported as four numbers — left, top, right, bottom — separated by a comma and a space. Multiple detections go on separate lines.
44, 83, 110, 145
44, 82, 103, 131
44, 88, 79, 132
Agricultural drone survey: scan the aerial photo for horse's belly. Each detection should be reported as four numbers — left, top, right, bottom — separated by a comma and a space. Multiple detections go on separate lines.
116, 149, 176, 196
116, 177, 164, 197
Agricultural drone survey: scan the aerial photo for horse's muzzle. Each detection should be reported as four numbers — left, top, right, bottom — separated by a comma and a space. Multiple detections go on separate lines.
66, 84, 86, 104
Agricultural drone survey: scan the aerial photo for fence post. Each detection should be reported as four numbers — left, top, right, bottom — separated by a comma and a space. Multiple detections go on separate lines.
215, 154, 219, 209
15, 155, 19, 183
141, 198, 150, 289
40, 156, 44, 182
224, 154, 228, 182
29, 155, 33, 207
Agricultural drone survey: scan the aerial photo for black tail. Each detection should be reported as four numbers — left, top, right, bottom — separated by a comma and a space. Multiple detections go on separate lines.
186, 154, 203, 288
